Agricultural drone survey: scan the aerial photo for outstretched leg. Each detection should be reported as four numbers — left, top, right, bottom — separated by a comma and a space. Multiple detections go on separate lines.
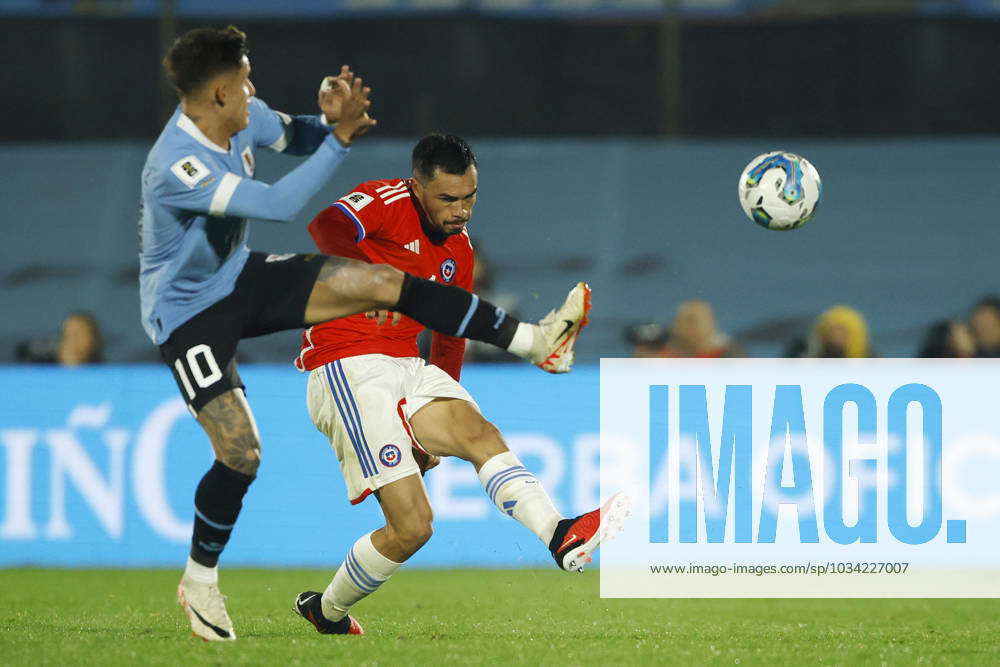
303, 255, 590, 373
409, 397, 630, 572
409, 398, 563, 544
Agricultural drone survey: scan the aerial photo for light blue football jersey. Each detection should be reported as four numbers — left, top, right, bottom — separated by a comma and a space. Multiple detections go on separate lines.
139, 97, 349, 344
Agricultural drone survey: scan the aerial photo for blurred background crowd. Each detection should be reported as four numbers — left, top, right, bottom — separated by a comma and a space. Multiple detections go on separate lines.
623, 296, 1000, 360
20, 268, 1000, 366
3, 0, 999, 366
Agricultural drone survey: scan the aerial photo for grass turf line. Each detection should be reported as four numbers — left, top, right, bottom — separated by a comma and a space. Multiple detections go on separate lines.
0, 568, 997, 665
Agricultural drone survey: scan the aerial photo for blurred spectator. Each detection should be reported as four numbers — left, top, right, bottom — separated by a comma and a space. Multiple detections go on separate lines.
805, 305, 871, 358
970, 296, 1000, 357
57, 312, 104, 365
625, 323, 670, 358
16, 312, 104, 365
662, 300, 743, 358
918, 319, 976, 358
14, 336, 56, 363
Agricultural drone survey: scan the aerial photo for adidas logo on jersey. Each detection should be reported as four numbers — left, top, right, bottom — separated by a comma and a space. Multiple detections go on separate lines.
404, 240, 420, 254
375, 181, 410, 205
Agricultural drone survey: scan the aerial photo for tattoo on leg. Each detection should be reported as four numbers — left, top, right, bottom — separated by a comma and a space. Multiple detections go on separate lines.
197, 391, 262, 476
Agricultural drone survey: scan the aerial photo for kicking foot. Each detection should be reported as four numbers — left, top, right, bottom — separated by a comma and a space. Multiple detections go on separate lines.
177, 576, 236, 641
530, 282, 592, 374
548, 491, 631, 572
293, 591, 364, 635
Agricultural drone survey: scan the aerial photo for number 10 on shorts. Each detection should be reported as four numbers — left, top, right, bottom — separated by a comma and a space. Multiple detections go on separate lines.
174, 344, 223, 400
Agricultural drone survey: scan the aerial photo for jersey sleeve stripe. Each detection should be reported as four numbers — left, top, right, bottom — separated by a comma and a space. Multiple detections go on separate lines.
331, 201, 367, 242
267, 111, 292, 152
267, 130, 290, 152
382, 192, 411, 205
208, 172, 242, 217
378, 186, 407, 199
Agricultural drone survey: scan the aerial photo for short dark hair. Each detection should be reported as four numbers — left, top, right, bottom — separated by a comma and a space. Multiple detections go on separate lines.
163, 26, 248, 97
918, 320, 955, 358
412, 134, 477, 181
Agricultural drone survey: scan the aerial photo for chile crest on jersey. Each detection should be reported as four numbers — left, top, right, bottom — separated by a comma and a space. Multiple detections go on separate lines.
440, 258, 457, 283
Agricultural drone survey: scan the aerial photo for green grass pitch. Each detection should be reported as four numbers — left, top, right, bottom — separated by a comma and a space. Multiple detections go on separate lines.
1, 568, 997, 665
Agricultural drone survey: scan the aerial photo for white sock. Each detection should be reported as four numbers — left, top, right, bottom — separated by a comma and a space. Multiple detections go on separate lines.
478, 451, 562, 544
506, 323, 537, 358
321, 531, 402, 621
184, 556, 218, 584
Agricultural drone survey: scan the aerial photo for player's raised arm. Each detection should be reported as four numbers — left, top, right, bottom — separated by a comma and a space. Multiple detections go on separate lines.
255, 65, 369, 156
223, 80, 373, 222
160, 78, 375, 224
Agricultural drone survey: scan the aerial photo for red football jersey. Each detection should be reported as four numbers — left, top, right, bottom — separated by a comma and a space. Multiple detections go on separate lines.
295, 178, 474, 380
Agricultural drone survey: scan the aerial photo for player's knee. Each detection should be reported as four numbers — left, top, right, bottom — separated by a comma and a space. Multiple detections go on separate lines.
403, 521, 434, 551
391, 514, 433, 555
198, 390, 263, 477
216, 436, 262, 477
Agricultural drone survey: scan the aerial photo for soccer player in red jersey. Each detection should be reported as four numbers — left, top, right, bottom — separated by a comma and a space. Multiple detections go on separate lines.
292, 135, 630, 635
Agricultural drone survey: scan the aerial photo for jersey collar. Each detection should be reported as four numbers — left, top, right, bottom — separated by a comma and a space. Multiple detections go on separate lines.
176, 111, 229, 154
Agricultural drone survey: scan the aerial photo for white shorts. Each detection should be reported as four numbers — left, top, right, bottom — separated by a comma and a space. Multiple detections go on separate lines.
307, 354, 479, 504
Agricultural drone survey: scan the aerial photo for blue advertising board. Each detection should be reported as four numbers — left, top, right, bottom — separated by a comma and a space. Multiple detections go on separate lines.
0, 365, 599, 568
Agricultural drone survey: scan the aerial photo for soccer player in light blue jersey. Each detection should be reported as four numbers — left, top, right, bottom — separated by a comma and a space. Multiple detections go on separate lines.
140, 26, 591, 641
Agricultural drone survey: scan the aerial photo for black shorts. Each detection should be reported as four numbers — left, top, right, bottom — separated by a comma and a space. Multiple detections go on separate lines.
159, 251, 325, 414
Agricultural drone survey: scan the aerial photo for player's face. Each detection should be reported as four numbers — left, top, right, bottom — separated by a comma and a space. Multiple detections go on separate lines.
222, 56, 255, 133
413, 166, 478, 236
58, 315, 98, 366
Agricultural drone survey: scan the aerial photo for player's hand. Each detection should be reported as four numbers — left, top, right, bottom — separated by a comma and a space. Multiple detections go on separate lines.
413, 448, 440, 476
318, 65, 353, 123
364, 310, 401, 326
332, 74, 376, 147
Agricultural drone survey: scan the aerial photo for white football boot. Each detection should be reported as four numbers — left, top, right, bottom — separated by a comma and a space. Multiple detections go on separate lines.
530, 282, 592, 373
177, 576, 236, 641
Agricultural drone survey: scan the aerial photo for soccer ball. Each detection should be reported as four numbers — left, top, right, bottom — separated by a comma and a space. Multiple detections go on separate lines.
738, 151, 822, 231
